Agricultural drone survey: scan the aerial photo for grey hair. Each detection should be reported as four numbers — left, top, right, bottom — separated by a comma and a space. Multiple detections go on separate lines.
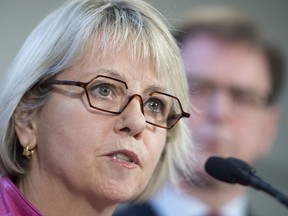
0, 0, 192, 201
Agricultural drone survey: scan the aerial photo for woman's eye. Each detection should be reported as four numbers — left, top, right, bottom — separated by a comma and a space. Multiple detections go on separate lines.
145, 98, 164, 112
89, 84, 113, 98
98, 85, 111, 97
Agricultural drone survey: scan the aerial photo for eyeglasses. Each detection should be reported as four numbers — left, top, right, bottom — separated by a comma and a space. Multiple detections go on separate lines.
47, 75, 190, 129
189, 78, 270, 114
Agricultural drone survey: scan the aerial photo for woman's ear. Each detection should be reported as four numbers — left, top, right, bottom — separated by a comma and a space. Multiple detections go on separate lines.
14, 113, 37, 149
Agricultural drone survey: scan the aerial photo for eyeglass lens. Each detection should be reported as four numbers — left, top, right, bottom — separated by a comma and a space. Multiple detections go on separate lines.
85, 76, 185, 128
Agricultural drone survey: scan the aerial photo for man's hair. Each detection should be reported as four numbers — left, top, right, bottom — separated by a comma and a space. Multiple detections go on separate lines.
173, 6, 285, 104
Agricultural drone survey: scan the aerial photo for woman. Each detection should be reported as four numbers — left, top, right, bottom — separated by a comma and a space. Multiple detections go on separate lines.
0, 0, 191, 215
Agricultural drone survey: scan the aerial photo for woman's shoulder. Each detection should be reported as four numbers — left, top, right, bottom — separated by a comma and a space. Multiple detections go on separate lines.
0, 176, 43, 216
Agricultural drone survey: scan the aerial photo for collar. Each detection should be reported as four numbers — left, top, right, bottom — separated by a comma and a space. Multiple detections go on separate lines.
0, 176, 42, 215
150, 184, 248, 216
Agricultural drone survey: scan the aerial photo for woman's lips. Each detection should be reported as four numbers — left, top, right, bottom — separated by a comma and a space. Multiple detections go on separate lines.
105, 149, 141, 168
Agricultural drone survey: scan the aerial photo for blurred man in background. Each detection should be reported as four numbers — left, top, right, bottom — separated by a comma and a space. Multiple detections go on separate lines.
114, 6, 285, 216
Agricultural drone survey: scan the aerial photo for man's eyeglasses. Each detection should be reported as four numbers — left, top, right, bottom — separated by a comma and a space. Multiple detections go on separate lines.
189, 78, 270, 114
47, 75, 190, 129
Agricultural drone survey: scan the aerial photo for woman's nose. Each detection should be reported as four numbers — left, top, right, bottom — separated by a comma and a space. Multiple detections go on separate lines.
113, 95, 146, 139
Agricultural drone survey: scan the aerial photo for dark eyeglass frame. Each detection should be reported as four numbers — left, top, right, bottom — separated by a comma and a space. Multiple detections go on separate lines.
46, 75, 190, 129
188, 77, 271, 109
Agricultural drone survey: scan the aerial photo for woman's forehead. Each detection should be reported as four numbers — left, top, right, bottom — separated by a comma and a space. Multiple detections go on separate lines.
59, 45, 166, 91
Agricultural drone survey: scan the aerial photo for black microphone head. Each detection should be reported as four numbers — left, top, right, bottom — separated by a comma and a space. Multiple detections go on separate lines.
205, 157, 288, 208
204, 156, 238, 184
226, 157, 256, 174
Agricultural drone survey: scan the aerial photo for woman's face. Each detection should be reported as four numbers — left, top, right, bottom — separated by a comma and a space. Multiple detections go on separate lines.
18, 48, 167, 208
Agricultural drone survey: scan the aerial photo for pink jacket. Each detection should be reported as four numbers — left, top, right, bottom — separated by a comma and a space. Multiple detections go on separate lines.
0, 176, 42, 215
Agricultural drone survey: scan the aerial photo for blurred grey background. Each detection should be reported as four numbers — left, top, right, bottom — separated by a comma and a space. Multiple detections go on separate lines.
0, 0, 287, 215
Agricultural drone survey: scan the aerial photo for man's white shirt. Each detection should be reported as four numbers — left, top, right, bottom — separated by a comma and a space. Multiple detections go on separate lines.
149, 184, 248, 216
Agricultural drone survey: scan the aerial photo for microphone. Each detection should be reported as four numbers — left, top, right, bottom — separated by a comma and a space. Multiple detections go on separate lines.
205, 156, 288, 208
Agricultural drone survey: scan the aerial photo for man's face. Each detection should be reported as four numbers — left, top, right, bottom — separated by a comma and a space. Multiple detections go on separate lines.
181, 35, 278, 177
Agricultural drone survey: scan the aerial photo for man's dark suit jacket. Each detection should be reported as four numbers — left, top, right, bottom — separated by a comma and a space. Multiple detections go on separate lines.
114, 203, 158, 216
113, 202, 256, 216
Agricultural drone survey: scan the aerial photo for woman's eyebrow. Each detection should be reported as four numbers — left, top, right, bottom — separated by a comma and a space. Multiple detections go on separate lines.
80, 68, 126, 81
144, 84, 165, 94
84, 68, 166, 93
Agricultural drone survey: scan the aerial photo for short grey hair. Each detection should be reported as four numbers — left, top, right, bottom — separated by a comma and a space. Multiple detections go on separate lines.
0, 0, 192, 201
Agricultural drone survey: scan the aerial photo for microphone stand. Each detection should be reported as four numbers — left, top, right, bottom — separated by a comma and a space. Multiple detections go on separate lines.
245, 173, 288, 208
206, 156, 288, 209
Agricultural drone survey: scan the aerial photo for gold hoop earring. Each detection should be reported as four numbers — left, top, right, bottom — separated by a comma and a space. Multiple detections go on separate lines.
22, 146, 34, 159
